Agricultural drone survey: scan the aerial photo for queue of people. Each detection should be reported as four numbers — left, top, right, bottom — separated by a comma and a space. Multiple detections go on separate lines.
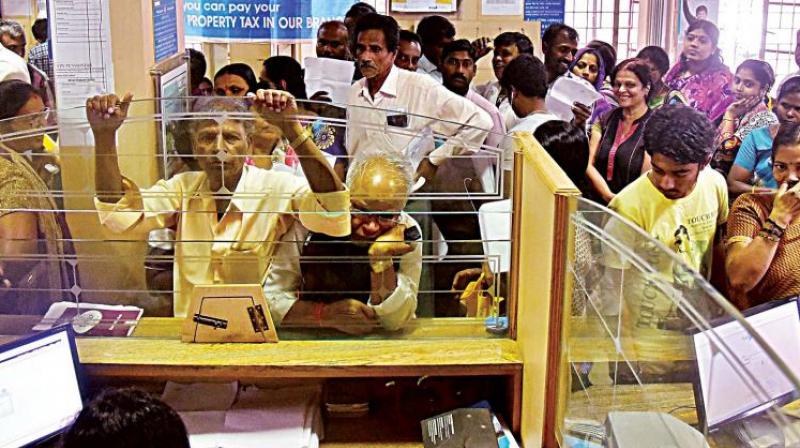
2, 4, 800, 335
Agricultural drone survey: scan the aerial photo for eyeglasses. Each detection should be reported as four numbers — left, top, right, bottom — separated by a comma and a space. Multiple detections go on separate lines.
351, 206, 400, 226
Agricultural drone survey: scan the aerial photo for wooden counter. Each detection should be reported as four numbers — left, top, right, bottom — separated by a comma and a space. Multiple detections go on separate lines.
567, 315, 694, 362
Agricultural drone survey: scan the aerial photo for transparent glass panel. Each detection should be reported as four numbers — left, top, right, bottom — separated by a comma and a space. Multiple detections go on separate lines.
0, 97, 512, 340
561, 197, 800, 447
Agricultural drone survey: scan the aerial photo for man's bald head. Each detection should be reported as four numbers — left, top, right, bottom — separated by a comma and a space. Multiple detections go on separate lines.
347, 152, 413, 212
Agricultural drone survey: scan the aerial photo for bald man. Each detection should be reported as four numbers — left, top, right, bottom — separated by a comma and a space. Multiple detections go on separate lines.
264, 152, 423, 334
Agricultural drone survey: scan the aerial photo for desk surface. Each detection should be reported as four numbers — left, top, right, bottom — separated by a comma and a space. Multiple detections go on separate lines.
0, 316, 522, 380
568, 315, 694, 362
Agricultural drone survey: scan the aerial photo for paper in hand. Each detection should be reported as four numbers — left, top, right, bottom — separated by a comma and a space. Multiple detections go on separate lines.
304, 57, 355, 104
545, 75, 603, 122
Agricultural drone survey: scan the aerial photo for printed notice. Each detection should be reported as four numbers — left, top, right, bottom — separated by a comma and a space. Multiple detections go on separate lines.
524, 0, 565, 34
49, 0, 116, 145
482, 0, 522, 16
153, 0, 179, 63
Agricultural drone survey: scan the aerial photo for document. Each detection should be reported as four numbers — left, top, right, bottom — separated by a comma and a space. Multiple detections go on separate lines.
48, 0, 116, 146
304, 57, 354, 105
481, 0, 522, 15
545, 75, 602, 123
33, 301, 143, 337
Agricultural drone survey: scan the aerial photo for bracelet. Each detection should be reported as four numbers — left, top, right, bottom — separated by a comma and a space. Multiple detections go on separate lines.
766, 218, 787, 232
313, 302, 325, 327
758, 229, 781, 243
759, 219, 786, 241
289, 130, 312, 149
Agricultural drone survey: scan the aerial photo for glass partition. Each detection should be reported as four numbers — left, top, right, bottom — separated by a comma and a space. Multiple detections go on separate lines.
560, 197, 800, 447
0, 97, 514, 340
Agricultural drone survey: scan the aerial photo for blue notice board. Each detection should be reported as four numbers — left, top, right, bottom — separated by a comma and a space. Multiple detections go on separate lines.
183, 0, 356, 42
524, 0, 566, 34
153, 0, 179, 63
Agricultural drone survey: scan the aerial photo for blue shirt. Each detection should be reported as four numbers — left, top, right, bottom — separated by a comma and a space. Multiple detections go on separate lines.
732, 126, 777, 188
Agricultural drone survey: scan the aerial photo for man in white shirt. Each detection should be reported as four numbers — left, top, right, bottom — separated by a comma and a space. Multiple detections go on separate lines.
346, 13, 492, 185
500, 54, 558, 194
414, 15, 455, 82
264, 152, 422, 334
475, 32, 534, 131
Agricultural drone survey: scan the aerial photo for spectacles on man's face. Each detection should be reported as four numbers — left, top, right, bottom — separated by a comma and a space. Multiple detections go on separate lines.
351, 205, 401, 227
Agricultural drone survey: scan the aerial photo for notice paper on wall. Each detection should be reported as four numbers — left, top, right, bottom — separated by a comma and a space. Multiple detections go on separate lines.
524, 0, 565, 34
304, 57, 355, 105
481, 0, 523, 16
48, 0, 116, 146
391, 0, 457, 13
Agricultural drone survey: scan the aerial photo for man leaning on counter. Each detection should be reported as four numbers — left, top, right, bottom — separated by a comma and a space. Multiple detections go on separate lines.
87, 90, 350, 317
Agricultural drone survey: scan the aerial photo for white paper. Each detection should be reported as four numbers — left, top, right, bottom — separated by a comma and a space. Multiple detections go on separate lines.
49, 0, 116, 146
304, 57, 354, 105
479, 200, 512, 273
545, 75, 603, 123
481, 0, 522, 15
162, 381, 239, 412
391, 0, 457, 12
403, 127, 435, 172
176, 384, 322, 448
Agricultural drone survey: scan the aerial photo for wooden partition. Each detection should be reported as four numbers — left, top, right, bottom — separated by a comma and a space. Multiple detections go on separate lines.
511, 133, 580, 448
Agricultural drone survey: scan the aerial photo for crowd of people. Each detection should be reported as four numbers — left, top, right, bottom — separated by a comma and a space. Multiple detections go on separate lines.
1, 3, 800, 332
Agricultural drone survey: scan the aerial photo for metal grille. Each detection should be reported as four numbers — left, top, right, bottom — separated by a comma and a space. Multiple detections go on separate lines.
564, 0, 641, 59
763, 0, 800, 89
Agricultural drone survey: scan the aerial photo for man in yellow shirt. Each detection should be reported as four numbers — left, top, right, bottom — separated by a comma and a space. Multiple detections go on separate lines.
87, 91, 350, 317
608, 104, 728, 281
602, 105, 728, 380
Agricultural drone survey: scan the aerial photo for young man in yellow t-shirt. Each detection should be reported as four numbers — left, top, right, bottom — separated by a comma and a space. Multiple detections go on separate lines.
601, 105, 728, 381
608, 104, 729, 280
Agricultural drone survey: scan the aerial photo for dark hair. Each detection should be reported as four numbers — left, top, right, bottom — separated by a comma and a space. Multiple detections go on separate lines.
644, 104, 715, 164
32, 18, 48, 42
61, 388, 190, 448
534, 120, 590, 194
493, 32, 534, 55
188, 48, 207, 88
416, 15, 456, 46
542, 23, 578, 47
611, 58, 653, 94
636, 45, 670, 76
736, 59, 775, 93
399, 29, 421, 45
587, 40, 617, 76
441, 39, 475, 62
214, 63, 257, 93
696, 5, 708, 14
501, 54, 547, 99
0, 80, 40, 120
345, 2, 377, 20
354, 13, 400, 53
262, 56, 307, 100
319, 20, 347, 34
681, 20, 724, 70
779, 75, 800, 100
686, 19, 720, 46
772, 122, 800, 159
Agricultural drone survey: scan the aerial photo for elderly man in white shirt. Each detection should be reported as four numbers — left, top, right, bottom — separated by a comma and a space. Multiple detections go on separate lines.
265, 152, 422, 334
346, 13, 492, 185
